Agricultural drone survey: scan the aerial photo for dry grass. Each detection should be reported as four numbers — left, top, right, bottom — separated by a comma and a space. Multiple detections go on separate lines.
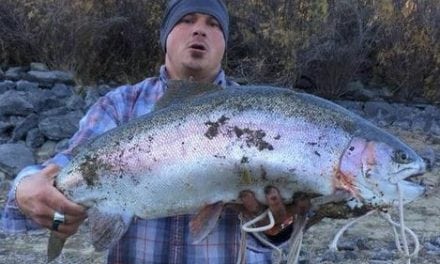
0, 0, 438, 103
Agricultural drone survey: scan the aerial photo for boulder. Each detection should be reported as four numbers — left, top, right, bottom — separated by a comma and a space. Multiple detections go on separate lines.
0, 90, 34, 116
0, 143, 35, 178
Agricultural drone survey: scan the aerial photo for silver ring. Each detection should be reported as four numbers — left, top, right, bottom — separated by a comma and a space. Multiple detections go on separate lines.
52, 212, 65, 231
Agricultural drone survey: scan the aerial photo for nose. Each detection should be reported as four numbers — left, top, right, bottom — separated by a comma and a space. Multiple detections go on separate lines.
192, 22, 207, 37
192, 29, 207, 37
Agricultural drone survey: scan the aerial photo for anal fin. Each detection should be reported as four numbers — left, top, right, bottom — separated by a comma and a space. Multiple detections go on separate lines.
88, 208, 133, 251
189, 201, 224, 244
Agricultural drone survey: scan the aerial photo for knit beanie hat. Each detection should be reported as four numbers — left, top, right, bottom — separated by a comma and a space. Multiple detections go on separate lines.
160, 0, 229, 51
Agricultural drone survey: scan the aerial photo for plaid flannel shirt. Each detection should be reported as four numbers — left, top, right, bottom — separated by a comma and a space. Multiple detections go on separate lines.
2, 66, 287, 263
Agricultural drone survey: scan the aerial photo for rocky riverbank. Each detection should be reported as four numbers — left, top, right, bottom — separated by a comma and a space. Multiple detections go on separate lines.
0, 63, 439, 263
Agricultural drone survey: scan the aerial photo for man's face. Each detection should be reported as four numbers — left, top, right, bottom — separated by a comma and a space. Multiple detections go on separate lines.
165, 13, 226, 79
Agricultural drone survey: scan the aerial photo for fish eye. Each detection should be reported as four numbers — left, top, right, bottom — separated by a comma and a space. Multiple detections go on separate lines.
393, 150, 411, 164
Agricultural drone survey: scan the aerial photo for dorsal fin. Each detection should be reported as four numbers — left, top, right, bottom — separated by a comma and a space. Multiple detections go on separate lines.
155, 80, 223, 111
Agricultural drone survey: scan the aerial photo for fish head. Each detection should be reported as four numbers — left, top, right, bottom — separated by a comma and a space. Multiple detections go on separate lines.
338, 136, 426, 208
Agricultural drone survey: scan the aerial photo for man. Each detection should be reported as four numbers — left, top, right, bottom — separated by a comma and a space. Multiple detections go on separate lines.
3, 0, 294, 263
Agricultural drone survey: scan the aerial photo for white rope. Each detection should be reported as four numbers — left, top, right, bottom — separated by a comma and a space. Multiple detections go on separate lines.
328, 182, 420, 264
241, 209, 275, 232
240, 210, 285, 264
329, 209, 376, 251
380, 212, 420, 258
286, 214, 307, 264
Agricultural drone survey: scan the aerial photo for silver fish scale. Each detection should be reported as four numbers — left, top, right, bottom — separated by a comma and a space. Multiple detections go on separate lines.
56, 85, 423, 217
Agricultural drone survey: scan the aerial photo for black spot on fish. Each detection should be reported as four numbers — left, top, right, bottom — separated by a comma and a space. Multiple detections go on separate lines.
234, 127, 244, 138
307, 142, 317, 146
204, 115, 230, 139
314, 151, 321, 157
214, 154, 226, 159
349, 146, 355, 151
241, 156, 249, 164
80, 154, 105, 186
274, 134, 281, 140
234, 127, 274, 151
218, 115, 229, 125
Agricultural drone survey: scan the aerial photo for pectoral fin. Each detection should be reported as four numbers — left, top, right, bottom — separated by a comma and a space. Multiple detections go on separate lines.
189, 201, 224, 244
88, 208, 133, 251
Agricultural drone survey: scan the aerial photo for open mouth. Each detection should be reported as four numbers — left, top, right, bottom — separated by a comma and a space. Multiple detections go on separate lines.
403, 173, 425, 186
189, 44, 206, 51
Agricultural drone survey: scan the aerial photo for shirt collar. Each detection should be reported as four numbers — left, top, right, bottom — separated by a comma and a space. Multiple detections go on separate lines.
159, 65, 228, 88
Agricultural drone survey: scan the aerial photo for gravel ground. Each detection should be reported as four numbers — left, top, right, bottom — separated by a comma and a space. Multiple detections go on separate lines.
1, 128, 439, 264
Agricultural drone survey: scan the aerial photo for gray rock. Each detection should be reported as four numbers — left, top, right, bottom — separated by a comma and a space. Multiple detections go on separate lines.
26, 128, 45, 149
0, 121, 13, 135
431, 121, 440, 136
336, 240, 357, 251
346, 81, 377, 101
30, 62, 49, 72
419, 146, 436, 170
343, 251, 358, 260
52, 83, 73, 98
424, 105, 440, 117
16, 80, 39, 92
363, 101, 397, 120
38, 111, 82, 140
0, 137, 8, 144
424, 241, 440, 252
0, 80, 16, 93
25, 70, 75, 86
40, 107, 70, 118
320, 250, 342, 262
411, 115, 429, 132
393, 119, 412, 130
335, 100, 365, 116
4, 67, 26, 81
11, 113, 39, 141
35, 140, 57, 163
0, 90, 34, 116
55, 138, 70, 153
26, 89, 63, 112
66, 94, 86, 111
370, 248, 395, 260
0, 143, 35, 178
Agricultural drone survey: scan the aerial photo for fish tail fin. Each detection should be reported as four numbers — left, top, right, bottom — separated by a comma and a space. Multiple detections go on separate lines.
47, 232, 66, 263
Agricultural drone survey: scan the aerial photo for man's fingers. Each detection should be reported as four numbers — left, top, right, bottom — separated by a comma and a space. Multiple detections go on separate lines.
39, 217, 82, 238
41, 164, 61, 179
44, 187, 86, 217
239, 190, 262, 216
264, 186, 287, 224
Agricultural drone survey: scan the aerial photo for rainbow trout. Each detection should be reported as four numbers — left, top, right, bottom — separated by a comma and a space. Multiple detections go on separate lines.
48, 83, 426, 261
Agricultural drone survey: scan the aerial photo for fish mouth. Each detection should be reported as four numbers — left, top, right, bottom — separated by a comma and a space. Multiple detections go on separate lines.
394, 160, 426, 185
403, 172, 426, 188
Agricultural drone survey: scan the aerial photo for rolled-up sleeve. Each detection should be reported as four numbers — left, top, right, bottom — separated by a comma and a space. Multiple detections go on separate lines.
2, 165, 45, 232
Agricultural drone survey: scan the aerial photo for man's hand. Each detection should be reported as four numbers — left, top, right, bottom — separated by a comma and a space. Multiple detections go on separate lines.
16, 164, 87, 239
239, 186, 295, 237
